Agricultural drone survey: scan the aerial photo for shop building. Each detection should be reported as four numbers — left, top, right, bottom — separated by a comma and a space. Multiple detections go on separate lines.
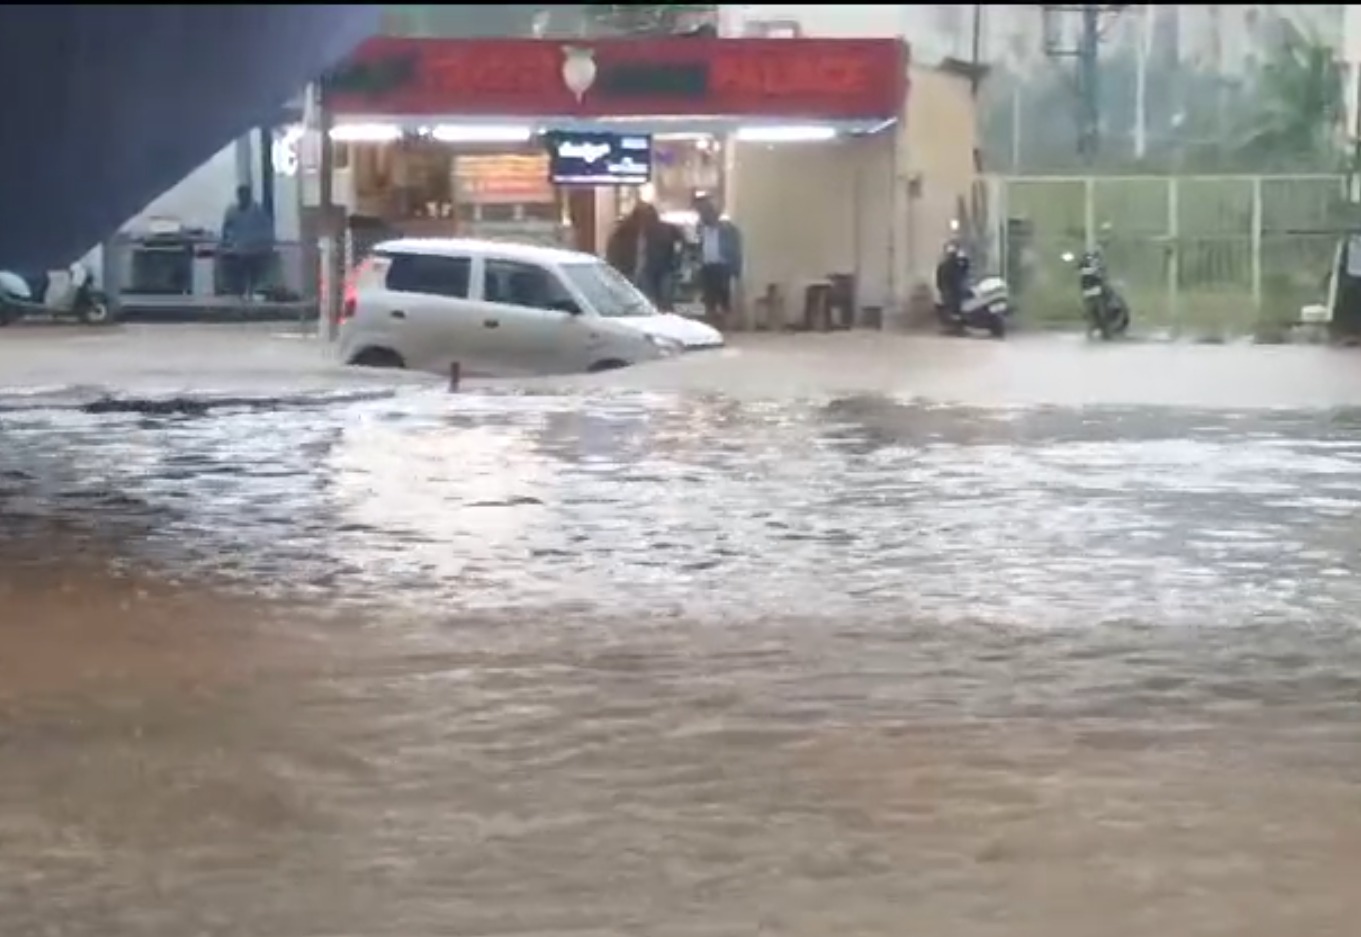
309, 35, 972, 327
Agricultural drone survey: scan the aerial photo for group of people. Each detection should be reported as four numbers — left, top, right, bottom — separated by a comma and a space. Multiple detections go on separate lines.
222, 182, 744, 314
605, 194, 742, 324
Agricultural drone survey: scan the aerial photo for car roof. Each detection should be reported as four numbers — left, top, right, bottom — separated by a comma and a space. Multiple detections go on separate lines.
372, 237, 599, 267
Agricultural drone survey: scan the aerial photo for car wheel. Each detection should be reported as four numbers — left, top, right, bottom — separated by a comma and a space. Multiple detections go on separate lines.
349, 347, 406, 369
587, 359, 630, 373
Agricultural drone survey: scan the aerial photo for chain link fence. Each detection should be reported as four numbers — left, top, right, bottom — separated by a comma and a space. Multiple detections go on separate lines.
991, 174, 1346, 338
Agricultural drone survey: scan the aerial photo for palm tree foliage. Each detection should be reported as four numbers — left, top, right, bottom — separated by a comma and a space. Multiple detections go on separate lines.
583, 5, 716, 36
981, 16, 1346, 174
1237, 20, 1346, 170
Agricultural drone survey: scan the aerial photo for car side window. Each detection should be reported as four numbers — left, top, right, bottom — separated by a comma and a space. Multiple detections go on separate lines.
384, 253, 471, 299
483, 260, 576, 312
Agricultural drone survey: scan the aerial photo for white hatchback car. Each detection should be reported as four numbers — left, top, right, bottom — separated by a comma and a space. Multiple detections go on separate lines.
338, 238, 724, 376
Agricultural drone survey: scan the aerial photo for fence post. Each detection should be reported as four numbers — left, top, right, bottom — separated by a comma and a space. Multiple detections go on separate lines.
1250, 175, 1263, 319
1167, 176, 1180, 336
1083, 176, 1096, 251
996, 176, 1009, 285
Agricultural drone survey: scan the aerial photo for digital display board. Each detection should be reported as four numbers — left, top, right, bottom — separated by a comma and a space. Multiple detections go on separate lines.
545, 131, 652, 186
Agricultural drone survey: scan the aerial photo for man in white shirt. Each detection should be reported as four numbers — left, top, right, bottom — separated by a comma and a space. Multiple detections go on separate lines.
693, 194, 742, 326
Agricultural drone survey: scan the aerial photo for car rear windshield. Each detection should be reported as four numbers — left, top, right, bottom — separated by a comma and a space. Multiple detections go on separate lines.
560, 261, 654, 318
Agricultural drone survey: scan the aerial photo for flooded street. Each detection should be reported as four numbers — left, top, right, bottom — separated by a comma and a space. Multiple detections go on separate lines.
3, 326, 1361, 935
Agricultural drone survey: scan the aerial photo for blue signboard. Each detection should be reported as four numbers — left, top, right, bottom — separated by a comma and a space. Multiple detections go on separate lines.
545, 131, 652, 186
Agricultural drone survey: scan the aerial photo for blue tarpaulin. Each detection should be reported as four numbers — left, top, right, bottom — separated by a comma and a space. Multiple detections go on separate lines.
0, 4, 382, 272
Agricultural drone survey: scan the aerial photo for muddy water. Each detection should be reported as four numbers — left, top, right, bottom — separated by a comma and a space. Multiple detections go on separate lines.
3, 344, 1361, 935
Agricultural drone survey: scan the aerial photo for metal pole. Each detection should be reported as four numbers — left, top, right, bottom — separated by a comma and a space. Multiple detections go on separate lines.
970, 4, 983, 100
1011, 84, 1022, 170
1134, 4, 1149, 161
1167, 176, 1180, 335
1084, 176, 1096, 251
318, 84, 340, 342
1351, 63, 1361, 202
257, 125, 275, 223
1250, 175, 1263, 319
1078, 4, 1101, 164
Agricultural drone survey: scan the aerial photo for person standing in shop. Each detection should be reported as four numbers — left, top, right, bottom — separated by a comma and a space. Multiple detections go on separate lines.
693, 193, 742, 327
606, 202, 681, 310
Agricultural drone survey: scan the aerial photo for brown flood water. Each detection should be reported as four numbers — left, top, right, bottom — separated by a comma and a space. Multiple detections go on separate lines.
2, 331, 1361, 935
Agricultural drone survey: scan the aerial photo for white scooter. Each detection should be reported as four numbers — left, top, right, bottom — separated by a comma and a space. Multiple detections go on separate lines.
0, 261, 113, 327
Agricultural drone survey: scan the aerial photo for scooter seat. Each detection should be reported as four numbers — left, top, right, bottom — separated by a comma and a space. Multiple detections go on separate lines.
0, 270, 31, 300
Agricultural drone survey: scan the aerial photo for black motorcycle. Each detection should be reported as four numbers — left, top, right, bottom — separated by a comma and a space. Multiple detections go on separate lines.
1064, 249, 1129, 340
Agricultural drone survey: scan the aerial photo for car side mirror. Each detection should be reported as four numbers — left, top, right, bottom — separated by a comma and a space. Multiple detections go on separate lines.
549, 299, 582, 316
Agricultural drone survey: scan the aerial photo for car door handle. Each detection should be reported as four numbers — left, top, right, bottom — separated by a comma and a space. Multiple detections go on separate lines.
390, 309, 407, 320
483, 319, 500, 329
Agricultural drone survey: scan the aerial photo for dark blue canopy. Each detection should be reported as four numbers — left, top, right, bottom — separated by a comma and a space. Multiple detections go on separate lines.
0, 4, 381, 272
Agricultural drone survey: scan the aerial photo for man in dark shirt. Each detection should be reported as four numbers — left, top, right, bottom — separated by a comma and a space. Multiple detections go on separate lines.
221, 184, 275, 298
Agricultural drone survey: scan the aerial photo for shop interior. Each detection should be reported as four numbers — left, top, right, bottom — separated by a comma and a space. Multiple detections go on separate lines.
329, 124, 726, 260
317, 119, 885, 327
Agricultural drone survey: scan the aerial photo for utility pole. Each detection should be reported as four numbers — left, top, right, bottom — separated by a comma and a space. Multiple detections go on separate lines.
1077, 5, 1100, 161
970, 4, 984, 100
1042, 4, 1124, 166
1134, 4, 1150, 161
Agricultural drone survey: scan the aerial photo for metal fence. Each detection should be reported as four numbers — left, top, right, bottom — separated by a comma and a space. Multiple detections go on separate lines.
990, 174, 1347, 337
103, 235, 315, 315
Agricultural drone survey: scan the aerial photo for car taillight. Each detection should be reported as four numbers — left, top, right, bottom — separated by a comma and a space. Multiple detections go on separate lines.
339, 273, 358, 323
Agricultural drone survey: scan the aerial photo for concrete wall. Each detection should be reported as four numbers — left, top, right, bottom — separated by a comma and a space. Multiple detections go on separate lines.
733, 4, 1040, 69
80, 133, 301, 285
900, 66, 980, 292
127, 135, 299, 241
731, 134, 894, 322
729, 63, 978, 326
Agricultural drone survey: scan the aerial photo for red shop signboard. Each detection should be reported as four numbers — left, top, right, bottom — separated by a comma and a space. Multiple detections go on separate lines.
326, 37, 908, 120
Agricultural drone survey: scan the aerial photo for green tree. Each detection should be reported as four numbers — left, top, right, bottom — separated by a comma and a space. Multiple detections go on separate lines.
583, 4, 716, 36
1237, 21, 1346, 171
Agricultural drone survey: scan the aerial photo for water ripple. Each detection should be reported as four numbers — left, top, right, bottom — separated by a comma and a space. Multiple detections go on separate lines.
4, 383, 1361, 935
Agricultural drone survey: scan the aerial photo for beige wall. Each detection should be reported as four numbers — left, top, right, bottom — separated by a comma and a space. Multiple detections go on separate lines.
728, 62, 979, 328
730, 134, 893, 325
899, 66, 980, 300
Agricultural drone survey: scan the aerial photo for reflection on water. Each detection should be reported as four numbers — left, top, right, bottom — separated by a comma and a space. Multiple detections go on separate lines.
2, 383, 1361, 935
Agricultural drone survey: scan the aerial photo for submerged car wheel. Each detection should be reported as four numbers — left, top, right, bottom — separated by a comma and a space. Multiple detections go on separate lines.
587, 359, 630, 373
349, 347, 406, 369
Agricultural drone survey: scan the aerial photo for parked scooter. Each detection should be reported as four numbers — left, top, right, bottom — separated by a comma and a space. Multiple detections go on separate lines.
935, 237, 1012, 339
1061, 249, 1130, 340
0, 260, 113, 327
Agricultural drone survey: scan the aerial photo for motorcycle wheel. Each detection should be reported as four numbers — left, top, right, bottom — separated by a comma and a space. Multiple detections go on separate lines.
1111, 306, 1131, 336
76, 294, 113, 326
1085, 299, 1113, 340
988, 317, 1007, 339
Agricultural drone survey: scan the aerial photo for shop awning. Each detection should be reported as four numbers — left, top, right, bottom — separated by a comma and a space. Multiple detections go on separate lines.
0, 4, 381, 273
326, 115, 899, 140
